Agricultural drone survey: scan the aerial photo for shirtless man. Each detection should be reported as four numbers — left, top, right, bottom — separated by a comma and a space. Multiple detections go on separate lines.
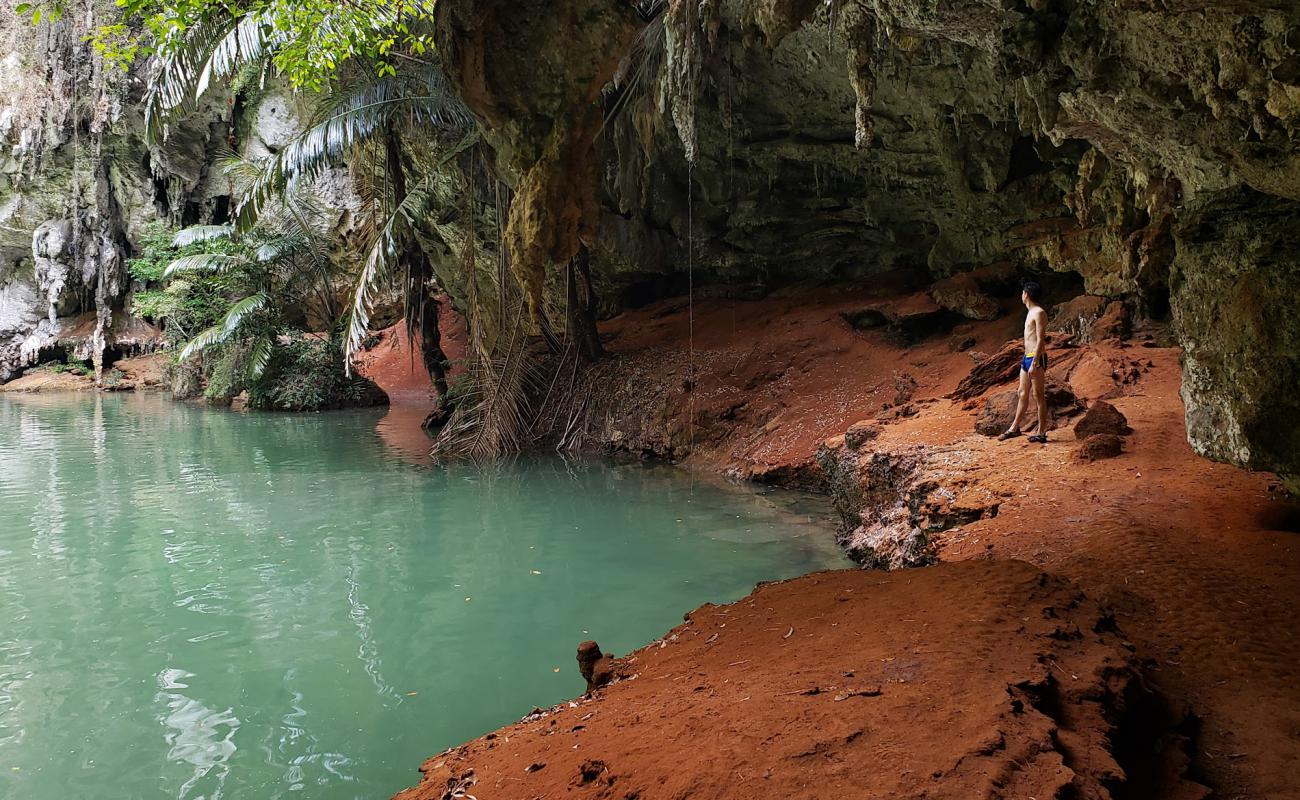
999, 282, 1049, 443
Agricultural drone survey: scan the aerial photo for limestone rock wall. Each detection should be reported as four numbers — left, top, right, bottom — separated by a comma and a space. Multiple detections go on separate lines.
0, 8, 365, 382
0, 2, 222, 380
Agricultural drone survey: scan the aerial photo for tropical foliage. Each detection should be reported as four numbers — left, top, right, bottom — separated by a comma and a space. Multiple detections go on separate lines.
72, 0, 435, 90
39, 0, 617, 450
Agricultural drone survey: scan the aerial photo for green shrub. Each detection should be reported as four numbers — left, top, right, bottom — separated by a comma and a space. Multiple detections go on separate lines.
128, 223, 244, 344
246, 333, 386, 412
126, 222, 177, 284
130, 289, 176, 320
50, 362, 92, 376
203, 345, 248, 405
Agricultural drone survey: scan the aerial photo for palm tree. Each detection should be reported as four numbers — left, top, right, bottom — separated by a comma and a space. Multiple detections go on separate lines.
145, 13, 476, 409
142, 8, 607, 455
164, 191, 344, 380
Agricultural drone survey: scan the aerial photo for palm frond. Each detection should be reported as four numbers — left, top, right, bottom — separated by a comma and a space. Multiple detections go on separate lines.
254, 235, 308, 264
178, 291, 271, 361
196, 14, 282, 99
430, 304, 541, 459
145, 15, 283, 143
343, 128, 481, 371
232, 73, 475, 232
246, 334, 274, 379
171, 225, 234, 247
144, 20, 228, 143
164, 253, 248, 278
179, 322, 235, 362
602, 1, 668, 133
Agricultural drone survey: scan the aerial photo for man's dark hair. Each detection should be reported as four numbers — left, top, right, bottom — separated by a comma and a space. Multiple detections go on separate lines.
1022, 281, 1042, 302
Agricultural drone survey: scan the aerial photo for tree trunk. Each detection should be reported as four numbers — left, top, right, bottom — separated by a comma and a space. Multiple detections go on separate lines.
568, 245, 603, 361
419, 289, 451, 401
387, 127, 453, 410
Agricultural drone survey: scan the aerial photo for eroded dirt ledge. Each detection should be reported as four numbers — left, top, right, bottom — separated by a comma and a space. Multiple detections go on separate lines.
395, 560, 1204, 800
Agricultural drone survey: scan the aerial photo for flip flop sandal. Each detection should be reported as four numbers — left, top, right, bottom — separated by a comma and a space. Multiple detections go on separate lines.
998, 430, 1022, 441
1028, 434, 1048, 443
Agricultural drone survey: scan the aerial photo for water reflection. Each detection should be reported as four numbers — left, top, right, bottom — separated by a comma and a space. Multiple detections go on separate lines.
373, 405, 434, 467
156, 668, 240, 799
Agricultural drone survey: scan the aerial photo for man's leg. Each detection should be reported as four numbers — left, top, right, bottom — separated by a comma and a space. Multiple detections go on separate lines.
1004, 368, 1030, 437
1032, 368, 1049, 437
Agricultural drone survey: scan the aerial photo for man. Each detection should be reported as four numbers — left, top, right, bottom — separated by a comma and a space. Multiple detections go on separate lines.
999, 282, 1049, 443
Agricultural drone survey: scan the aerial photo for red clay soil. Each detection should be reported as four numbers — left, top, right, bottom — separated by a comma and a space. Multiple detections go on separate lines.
397, 561, 1195, 800
352, 300, 468, 406
396, 286, 1300, 800
352, 304, 468, 466
587, 283, 1024, 482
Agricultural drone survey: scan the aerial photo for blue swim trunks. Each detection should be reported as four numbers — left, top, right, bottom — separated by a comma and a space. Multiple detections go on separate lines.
1021, 352, 1046, 372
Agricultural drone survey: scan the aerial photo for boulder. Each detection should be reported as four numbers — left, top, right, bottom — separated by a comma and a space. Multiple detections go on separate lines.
1089, 301, 1131, 341
951, 339, 1023, 400
1073, 400, 1131, 439
949, 334, 977, 352
576, 641, 625, 694
1172, 188, 1300, 492
1076, 433, 1125, 462
1050, 295, 1107, 341
844, 420, 880, 449
952, 333, 1077, 401
930, 272, 1000, 321
975, 380, 1081, 436
840, 308, 888, 330
842, 501, 936, 570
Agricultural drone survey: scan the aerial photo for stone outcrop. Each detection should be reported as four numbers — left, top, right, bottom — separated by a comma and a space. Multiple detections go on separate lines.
0, 2, 218, 381
1076, 433, 1124, 463
817, 431, 1003, 569
0, 10, 367, 385
974, 380, 1081, 436
1172, 188, 1300, 492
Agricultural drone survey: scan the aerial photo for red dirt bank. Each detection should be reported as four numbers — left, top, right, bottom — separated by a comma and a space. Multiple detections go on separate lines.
397, 285, 1300, 800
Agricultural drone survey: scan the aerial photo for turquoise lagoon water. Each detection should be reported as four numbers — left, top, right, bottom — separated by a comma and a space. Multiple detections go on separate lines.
0, 393, 846, 799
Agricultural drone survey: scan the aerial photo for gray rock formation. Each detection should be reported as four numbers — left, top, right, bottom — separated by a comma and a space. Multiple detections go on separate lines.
0, 9, 368, 383
1172, 188, 1300, 493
